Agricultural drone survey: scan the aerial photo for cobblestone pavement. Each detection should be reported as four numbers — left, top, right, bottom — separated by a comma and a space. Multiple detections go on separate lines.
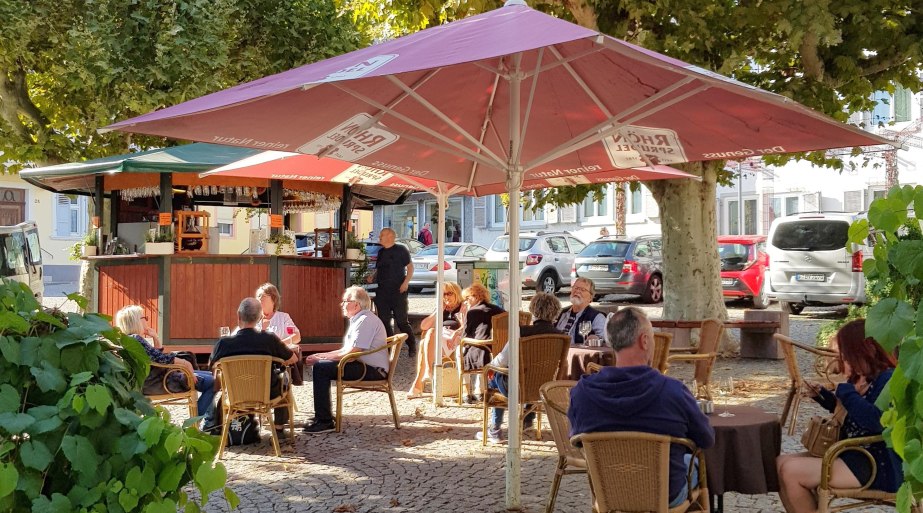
49, 294, 895, 512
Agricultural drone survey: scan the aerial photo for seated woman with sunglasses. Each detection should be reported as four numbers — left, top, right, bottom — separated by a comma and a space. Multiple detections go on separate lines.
114, 305, 216, 422
407, 282, 464, 399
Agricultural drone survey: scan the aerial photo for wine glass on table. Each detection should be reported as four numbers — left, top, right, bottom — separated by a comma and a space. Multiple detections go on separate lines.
718, 377, 735, 418
578, 321, 593, 346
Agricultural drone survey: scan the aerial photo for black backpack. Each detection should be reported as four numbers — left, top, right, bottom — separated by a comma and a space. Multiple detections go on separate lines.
417, 230, 427, 243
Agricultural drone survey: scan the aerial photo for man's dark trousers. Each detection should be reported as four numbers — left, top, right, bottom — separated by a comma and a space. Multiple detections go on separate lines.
312, 360, 385, 423
374, 289, 416, 355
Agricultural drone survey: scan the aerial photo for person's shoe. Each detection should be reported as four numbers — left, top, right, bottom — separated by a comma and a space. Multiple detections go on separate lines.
463, 394, 483, 405
274, 428, 289, 440
302, 420, 335, 434
476, 426, 503, 443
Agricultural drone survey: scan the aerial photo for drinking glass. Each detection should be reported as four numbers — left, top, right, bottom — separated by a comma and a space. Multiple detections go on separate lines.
578, 321, 593, 345
718, 377, 735, 417
219, 326, 231, 338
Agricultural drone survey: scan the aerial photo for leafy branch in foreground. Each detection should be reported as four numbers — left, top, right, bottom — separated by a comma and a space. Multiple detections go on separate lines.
0, 280, 237, 512
849, 185, 923, 512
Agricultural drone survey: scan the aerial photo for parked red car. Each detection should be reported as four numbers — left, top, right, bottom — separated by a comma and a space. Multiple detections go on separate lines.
718, 235, 770, 309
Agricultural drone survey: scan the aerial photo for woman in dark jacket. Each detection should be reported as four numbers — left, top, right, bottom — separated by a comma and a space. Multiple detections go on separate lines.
777, 319, 900, 513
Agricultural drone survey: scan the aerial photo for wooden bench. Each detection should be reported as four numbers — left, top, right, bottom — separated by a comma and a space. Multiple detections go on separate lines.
651, 310, 789, 359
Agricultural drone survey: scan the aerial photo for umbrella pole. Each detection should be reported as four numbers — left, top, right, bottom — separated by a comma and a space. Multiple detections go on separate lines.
433, 184, 448, 407
505, 52, 524, 512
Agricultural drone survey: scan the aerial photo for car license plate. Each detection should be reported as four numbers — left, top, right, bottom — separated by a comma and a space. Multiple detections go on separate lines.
414, 263, 428, 270
587, 265, 609, 271
721, 278, 734, 286
796, 273, 826, 282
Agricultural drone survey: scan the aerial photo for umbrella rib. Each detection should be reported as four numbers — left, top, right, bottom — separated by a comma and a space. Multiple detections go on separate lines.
516, 48, 544, 165
467, 70, 505, 191
332, 83, 503, 171
522, 44, 605, 80
523, 79, 703, 171
547, 46, 609, 115
385, 74, 507, 167
317, 70, 440, 160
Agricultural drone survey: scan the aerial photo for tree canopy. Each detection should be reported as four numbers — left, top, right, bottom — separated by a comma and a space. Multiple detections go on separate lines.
0, 0, 361, 170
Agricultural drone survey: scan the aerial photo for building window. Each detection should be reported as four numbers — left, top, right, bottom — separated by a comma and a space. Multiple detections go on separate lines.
489, 194, 545, 227
728, 199, 758, 235
382, 203, 419, 240
630, 187, 642, 214
424, 198, 464, 243
54, 194, 88, 238
217, 222, 233, 237
582, 185, 610, 219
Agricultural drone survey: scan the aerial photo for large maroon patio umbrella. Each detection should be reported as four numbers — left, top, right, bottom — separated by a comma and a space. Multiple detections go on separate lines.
105, 1, 888, 507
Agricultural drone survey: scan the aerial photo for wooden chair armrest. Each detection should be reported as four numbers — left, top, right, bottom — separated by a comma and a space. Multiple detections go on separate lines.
483, 364, 509, 376
821, 435, 883, 490
460, 337, 493, 351
667, 353, 716, 363
337, 339, 397, 376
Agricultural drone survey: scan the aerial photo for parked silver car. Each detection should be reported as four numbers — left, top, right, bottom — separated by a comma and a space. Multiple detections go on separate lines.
485, 232, 587, 293
408, 243, 488, 292
571, 234, 664, 303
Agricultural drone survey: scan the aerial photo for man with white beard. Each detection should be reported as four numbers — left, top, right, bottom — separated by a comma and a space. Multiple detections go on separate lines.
556, 277, 607, 345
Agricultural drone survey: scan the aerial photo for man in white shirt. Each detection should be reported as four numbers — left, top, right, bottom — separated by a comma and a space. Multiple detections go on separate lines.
303, 286, 388, 433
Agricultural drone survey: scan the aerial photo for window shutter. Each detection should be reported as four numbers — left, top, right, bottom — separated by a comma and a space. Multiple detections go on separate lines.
560, 205, 577, 223
546, 205, 558, 223
871, 92, 891, 126
473, 197, 487, 227
55, 195, 71, 236
844, 191, 863, 212
895, 87, 911, 122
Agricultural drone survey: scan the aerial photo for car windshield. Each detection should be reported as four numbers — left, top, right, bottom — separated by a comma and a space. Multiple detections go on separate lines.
579, 241, 631, 258
490, 237, 537, 252
772, 221, 849, 251
719, 243, 754, 271
417, 246, 461, 256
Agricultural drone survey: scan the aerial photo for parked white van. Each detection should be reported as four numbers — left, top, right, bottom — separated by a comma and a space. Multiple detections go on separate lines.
1, 221, 44, 300
765, 212, 866, 314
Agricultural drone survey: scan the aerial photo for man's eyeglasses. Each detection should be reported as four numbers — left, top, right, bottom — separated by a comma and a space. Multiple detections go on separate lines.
340, 299, 355, 304
140, 316, 149, 321
572, 287, 591, 294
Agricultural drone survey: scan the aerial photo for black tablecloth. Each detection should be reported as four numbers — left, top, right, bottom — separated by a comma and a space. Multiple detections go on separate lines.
705, 405, 781, 495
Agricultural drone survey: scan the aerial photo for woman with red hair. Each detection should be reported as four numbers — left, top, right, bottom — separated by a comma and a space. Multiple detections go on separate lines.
777, 319, 901, 513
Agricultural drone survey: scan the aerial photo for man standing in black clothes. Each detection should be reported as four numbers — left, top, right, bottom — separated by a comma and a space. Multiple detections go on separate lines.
368, 227, 417, 357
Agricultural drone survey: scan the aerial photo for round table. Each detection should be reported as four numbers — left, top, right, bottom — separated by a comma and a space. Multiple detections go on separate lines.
705, 405, 781, 500
564, 345, 615, 379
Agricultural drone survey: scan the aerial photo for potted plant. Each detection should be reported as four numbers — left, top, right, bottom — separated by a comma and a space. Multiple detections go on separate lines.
346, 232, 364, 260
144, 227, 175, 255
69, 229, 99, 259
264, 232, 295, 256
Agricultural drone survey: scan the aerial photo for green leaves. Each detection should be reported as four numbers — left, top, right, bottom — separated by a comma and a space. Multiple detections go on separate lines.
194, 463, 227, 503
20, 441, 53, 471
867, 298, 914, 352
85, 385, 112, 415
61, 436, 100, 477
0, 463, 18, 499
31, 362, 66, 392
0, 384, 20, 412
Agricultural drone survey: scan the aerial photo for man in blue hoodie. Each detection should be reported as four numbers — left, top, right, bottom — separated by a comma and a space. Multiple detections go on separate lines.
568, 307, 714, 507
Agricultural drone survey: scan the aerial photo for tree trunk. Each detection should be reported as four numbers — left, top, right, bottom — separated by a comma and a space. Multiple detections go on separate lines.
615, 185, 626, 235
647, 161, 736, 353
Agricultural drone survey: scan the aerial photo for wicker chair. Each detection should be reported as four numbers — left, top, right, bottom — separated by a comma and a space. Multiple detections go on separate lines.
818, 435, 901, 513
774, 333, 840, 435
652, 332, 673, 374
335, 334, 406, 432
145, 362, 199, 418
572, 431, 709, 513
667, 319, 723, 400
454, 311, 530, 402
213, 356, 296, 459
539, 380, 585, 513
480, 333, 570, 446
